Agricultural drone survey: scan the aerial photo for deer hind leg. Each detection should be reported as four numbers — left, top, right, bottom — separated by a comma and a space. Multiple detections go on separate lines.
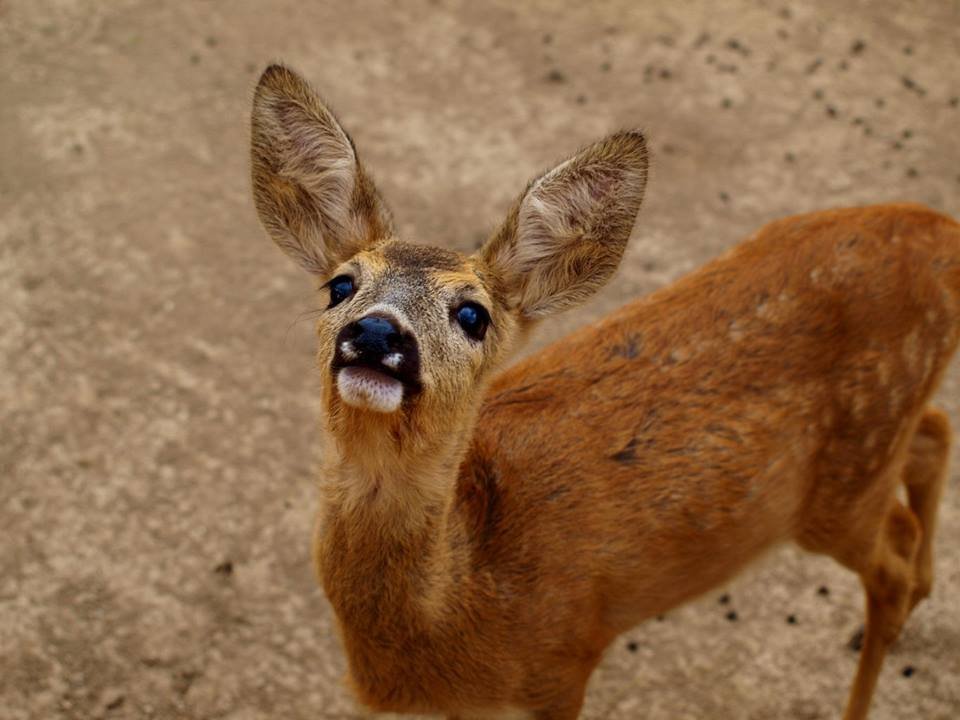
902, 407, 951, 610
842, 500, 921, 720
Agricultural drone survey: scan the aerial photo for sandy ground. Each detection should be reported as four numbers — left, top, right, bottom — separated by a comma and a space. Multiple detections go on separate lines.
2, 1, 959, 718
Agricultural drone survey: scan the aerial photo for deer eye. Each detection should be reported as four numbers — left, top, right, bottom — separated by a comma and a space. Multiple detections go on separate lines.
328, 275, 355, 308
454, 302, 490, 341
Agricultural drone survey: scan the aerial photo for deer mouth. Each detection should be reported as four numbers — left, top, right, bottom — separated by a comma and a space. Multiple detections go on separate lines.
331, 353, 422, 414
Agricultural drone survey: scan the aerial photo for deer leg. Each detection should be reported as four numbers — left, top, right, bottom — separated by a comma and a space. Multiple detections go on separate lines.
902, 407, 951, 610
842, 501, 921, 720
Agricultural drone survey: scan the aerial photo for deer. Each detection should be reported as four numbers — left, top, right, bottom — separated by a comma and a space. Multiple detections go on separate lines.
249, 63, 960, 720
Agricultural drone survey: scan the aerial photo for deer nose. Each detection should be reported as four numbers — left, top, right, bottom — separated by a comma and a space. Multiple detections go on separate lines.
348, 315, 403, 355
339, 313, 419, 366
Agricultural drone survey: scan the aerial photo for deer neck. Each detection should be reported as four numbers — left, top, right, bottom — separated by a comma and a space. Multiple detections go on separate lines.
313, 404, 476, 636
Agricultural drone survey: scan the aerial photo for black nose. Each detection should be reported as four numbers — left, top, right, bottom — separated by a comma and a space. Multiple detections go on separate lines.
346, 315, 406, 357
334, 314, 421, 387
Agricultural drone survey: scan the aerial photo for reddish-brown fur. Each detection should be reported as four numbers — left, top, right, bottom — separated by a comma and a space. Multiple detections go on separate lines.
250, 65, 960, 719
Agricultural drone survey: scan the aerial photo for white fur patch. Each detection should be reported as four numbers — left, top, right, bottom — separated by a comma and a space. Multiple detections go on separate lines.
337, 366, 404, 413
339, 341, 358, 361
382, 352, 403, 370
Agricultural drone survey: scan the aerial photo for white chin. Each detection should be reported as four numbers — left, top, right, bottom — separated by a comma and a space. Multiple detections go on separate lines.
336, 366, 405, 413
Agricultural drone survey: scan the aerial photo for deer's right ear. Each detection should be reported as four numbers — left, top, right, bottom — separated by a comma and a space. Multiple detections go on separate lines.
250, 64, 392, 277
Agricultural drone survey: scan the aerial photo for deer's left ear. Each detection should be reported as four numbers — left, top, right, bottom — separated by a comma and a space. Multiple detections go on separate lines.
480, 130, 648, 318
250, 64, 392, 277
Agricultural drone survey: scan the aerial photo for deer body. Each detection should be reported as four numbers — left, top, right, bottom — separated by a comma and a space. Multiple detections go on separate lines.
251, 65, 959, 719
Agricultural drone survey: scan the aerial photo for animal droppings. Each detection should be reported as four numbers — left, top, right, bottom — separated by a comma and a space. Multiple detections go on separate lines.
214, 560, 234, 576
725, 610, 738, 622
849, 627, 865, 652
817, 585, 830, 596
626, 641, 639, 653
787, 614, 798, 625
902, 665, 915, 678
719, 593, 731, 605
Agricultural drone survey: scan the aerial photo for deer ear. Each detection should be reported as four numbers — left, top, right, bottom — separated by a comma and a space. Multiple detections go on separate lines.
250, 64, 392, 277
480, 131, 648, 317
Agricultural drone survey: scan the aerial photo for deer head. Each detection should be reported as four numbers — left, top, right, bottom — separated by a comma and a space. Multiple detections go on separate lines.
250, 64, 648, 457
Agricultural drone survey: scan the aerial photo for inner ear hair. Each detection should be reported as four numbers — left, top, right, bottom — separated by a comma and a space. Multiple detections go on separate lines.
250, 64, 392, 277
481, 130, 649, 317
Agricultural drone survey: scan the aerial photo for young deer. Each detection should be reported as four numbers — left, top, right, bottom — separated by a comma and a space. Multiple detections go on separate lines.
250, 64, 960, 720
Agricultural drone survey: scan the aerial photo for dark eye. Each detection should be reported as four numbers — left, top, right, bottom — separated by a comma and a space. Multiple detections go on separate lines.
455, 302, 490, 341
328, 275, 355, 308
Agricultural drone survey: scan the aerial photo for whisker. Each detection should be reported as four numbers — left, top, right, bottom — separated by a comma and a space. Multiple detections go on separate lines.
284, 307, 324, 347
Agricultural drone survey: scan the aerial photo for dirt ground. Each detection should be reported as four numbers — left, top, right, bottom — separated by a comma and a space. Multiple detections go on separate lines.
2, 1, 959, 718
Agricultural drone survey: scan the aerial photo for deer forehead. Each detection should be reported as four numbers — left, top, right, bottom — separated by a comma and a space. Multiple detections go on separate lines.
355, 241, 492, 308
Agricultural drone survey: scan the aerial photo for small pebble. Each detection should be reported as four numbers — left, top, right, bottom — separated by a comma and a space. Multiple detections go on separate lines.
545, 69, 567, 84
906, 167, 918, 178
825, 105, 838, 118
850, 39, 866, 55
214, 560, 234, 576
